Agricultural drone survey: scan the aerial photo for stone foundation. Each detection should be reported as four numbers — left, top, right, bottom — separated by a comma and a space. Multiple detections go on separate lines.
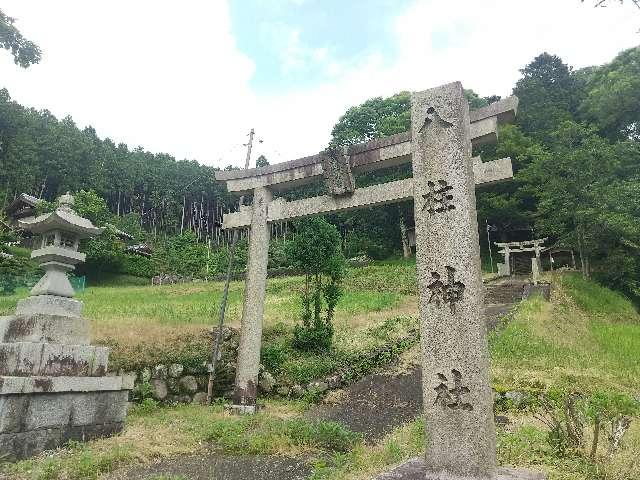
372, 457, 546, 479
0, 386, 131, 461
0, 306, 132, 461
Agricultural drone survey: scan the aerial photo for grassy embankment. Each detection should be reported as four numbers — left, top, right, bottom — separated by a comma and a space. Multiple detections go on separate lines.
2, 268, 639, 480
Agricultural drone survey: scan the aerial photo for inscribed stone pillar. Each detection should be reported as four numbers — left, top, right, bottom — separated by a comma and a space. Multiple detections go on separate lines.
503, 247, 511, 276
232, 186, 272, 411
411, 82, 496, 479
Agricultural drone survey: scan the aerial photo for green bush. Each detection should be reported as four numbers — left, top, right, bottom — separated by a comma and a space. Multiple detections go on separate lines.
0, 255, 39, 296
287, 218, 346, 352
120, 253, 155, 278
204, 416, 361, 454
293, 322, 334, 352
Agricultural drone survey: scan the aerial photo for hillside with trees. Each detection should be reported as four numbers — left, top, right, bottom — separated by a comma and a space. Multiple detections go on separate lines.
1, 47, 638, 299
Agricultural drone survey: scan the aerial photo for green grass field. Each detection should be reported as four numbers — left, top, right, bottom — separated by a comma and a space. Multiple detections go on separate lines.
0, 263, 417, 347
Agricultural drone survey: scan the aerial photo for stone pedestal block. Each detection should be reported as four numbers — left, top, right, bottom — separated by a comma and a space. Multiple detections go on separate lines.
15, 295, 83, 318
0, 376, 132, 461
0, 390, 127, 462
371, 457, 546, 479
0, 343, 109, 376
0, 313, 90, 345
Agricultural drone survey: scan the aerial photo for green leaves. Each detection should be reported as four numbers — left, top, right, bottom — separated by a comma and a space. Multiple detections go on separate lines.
288, 218, 346, 351
0, 9, 41, 68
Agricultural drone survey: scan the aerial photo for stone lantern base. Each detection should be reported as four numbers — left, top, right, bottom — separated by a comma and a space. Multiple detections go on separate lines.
0, 297, 132, 461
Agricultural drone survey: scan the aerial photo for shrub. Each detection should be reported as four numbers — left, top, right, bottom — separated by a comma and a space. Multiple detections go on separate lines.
287, 218, 346, 351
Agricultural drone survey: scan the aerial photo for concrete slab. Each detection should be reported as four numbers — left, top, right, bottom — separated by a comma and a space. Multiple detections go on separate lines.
372, 457, 546, 479
15, 295, 83, 318
0, 375, 134, 395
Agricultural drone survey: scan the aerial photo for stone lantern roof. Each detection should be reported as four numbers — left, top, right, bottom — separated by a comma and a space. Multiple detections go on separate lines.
17, 192, 104, 238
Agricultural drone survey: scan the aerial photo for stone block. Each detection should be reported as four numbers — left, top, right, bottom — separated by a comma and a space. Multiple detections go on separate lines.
179, 375, 199, 393
0, 342, 110, 377
0, 428, 62, 462
153, 364, 167, 379
140, 367, 152, 383
23, 393, 72, 430
0, 313, 89, 345
70, 390, 128, 425
192, 392, 208, 405
371, 457, 546, 479
0, 395, 29, 433
258, 371, 275, 393
0, 374, 132, 395
15, 295, 83, 318
168, 363, 184, 378
151, 379, 168, 400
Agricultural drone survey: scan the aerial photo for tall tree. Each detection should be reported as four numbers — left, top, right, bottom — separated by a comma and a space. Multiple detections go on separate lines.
513, 53, 584, 143
581, 47, 640, 140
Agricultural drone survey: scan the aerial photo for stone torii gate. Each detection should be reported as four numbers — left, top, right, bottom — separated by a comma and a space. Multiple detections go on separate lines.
495, 237, 548, 278
216, 83, 540, 479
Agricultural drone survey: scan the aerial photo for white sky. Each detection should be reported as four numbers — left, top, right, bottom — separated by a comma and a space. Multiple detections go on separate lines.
1, 0, 638, 169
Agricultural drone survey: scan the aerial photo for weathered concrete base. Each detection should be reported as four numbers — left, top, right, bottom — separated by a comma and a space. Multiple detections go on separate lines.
15, 295, 83, 318
0, 389, 129, 461
0, 342, 109, 376
371, 457, 546, 479
0, 313, 90, 345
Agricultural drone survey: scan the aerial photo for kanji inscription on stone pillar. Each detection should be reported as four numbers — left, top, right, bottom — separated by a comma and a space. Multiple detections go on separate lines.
411, 82, 496, 479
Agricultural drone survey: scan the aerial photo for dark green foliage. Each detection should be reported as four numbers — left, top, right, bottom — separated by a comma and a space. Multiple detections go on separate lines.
255, 154, 270, 167
81, 227, 124, 277
204, 416, 361, 454
514, 52, 585, 143
0, 9, 41, 68
120, 254, 155, 278
581, 46, 640, 140
0, 217, 39, 294
0, 254, 38, 295
73, 190, 111, 226
287, 218, 345, 351
0, 89, 231, 243
535, 388, 639, 457
152, 231, 207, 278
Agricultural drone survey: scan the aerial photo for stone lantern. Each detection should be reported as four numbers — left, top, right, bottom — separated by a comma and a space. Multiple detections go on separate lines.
0, 193, 132, 461
20, 192, 103, 300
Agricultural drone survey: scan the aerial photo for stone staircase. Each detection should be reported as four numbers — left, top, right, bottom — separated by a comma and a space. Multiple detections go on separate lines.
485, 280, 527, 305
483, 277, 529, 331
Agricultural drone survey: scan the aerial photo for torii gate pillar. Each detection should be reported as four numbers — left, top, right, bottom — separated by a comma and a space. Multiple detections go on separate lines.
231, 186, 271, 412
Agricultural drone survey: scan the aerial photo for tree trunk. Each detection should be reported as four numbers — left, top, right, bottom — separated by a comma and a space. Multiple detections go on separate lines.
399, 213, 412, 258
590, 416, 600, 460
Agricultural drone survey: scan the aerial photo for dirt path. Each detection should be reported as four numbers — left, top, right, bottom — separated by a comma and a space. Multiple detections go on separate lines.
104, 454, 310, 480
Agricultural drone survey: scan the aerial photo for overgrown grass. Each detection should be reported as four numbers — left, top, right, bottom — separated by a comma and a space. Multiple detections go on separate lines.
490, 273, 640, 393
2, 401, 361, 480
0, 265, 412, 349
562, 273, 638, 321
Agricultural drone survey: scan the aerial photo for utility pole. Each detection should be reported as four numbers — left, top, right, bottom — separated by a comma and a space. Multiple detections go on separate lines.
239, 128, 255, 207
207, 127, 255, 404
244, 128, 255, 170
